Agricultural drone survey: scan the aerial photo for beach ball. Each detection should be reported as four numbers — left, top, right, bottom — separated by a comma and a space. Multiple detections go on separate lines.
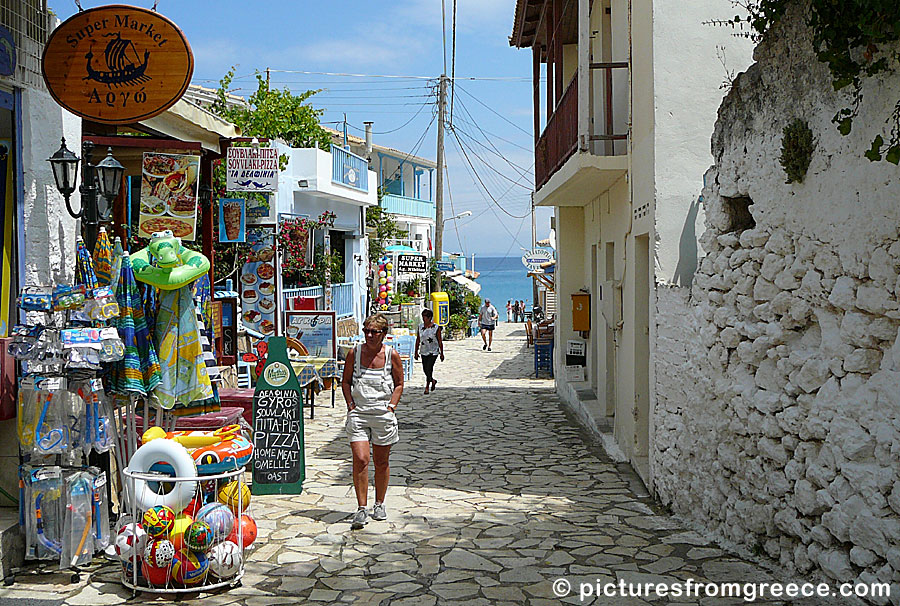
386, 262, 393, 270
185, 521, 213, 552
171, 548, 209, 586
208, 541, 242, 578
379, 278, 386, 285
143, 538, 176, 568
379, 291, 387, 299
195, 503, 234, 544
379, 286, 387, 293
142, 505, 175, 538
387, 276, 394, 282
182, 498, 202, 518
379, 270, 386, 277
169, 513, 193, 550
226, 513, 258, 549
217, 481, 250, 514
115, 523, 148, 562
141, 560, 170, 587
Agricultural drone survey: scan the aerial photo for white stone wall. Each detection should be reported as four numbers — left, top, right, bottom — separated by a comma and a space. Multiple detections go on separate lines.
21, 87, 79, 286
653, 5, 900, 601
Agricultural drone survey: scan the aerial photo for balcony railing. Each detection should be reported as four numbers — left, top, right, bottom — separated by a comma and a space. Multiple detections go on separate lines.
332, 145, 369, 192
534, 62, 628, 191
536, 74, 579, 190
282, 282, 354, 317
381, 193, 436, 220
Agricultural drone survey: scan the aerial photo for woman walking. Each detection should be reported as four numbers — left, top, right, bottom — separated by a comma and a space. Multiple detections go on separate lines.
415, 309, 444, 394
506, 300, 513, 323
341, 313, 404, 529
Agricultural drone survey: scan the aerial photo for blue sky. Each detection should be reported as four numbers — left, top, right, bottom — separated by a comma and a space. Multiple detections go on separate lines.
52, 0, 552, 257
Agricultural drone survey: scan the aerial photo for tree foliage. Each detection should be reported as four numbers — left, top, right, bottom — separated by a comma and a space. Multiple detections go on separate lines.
366, 194, 401, 264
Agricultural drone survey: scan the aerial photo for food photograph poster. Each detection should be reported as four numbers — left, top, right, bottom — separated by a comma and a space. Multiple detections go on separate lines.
139, 152, 201, 240
241, 227, 277, 337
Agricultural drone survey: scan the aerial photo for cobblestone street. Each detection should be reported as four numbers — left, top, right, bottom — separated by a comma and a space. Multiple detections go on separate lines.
0, 323, 825, 605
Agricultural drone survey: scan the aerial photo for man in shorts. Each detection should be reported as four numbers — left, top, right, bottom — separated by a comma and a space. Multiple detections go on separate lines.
479, 299, 499, 351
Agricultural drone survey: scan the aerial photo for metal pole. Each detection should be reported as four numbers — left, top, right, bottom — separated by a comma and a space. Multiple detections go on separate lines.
434, 74, 447, 291
532, 192, 538, 310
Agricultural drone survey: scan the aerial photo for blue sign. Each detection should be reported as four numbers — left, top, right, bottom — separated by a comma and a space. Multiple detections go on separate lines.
219, 198, 246, 242
436, 262, 454, 271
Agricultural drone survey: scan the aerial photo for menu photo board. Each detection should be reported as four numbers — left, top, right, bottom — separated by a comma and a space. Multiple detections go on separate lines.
284, 311, 336, 358
218, 198, 246, 243
252, 336, 305, 495
139, 152, 200, 240
240, 227, 277, 337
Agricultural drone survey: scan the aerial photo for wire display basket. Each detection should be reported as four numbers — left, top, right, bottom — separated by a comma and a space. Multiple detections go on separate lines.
118, 466, 251, 594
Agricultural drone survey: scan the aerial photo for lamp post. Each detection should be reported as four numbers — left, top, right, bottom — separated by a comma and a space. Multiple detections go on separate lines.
48, 138, 124, 253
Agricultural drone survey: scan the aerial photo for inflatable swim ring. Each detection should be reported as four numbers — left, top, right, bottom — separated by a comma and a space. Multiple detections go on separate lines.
126, 438, 198, 512
191, 434, 253, 475
131, 230, 210, 290
142, 424, 242, 449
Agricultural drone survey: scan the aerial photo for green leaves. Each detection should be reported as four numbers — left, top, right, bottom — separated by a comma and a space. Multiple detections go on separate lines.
865, 135, 884, 161
886, 145, 900, 165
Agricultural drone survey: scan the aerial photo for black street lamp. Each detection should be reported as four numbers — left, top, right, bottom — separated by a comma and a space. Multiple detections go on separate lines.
48, 138, 124, 253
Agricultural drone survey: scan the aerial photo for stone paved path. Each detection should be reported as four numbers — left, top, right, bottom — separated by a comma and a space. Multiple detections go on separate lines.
0, 323, 827, 605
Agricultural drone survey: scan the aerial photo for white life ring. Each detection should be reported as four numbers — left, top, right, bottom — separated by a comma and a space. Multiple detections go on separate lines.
126, 438, 198, 512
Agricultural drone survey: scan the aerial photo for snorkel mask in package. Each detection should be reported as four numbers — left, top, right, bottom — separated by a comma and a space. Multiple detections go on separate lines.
26, 467, 63, 560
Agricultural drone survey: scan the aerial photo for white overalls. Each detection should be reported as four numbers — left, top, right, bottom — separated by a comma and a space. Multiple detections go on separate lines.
346, 344, 399, 445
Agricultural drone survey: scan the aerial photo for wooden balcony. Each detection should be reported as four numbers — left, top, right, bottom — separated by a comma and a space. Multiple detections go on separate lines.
536, 74, 578, 191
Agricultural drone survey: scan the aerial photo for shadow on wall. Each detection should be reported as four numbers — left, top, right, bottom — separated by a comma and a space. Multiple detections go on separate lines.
671, 196, 701, 287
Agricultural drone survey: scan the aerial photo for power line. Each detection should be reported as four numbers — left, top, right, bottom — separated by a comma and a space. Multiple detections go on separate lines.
453, 95, 534, 174
452, 122, 533, 177
345, 100, 432, 135
451, 127, 532, 190
449, 131, 532, 220
454, 83, 532, 137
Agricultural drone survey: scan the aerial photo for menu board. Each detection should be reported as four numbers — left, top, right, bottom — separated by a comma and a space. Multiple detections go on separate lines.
252, 336, 305, 495
240, 227, 277, 337
218, 198, 246, 243
139, 152, 200, 240
285, 311, 336, 358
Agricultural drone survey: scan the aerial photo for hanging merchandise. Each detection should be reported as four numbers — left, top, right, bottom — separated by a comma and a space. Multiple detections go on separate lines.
93, 227, 114, 287
61, 472, 93, 568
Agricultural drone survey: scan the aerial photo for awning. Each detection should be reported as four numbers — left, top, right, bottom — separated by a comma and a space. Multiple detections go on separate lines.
449, 273, 482, 295
386, 244, 417, 252
139, 99, 241, 154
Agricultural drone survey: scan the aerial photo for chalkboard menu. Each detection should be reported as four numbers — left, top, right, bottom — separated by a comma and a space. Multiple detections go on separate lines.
252, 336, 305, 495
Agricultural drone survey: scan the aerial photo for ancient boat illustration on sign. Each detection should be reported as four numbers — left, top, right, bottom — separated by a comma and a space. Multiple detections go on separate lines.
84, 32, 151, 87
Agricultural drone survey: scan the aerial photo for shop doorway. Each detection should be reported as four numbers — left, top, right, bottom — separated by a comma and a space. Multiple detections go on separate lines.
0, 90, 17, 337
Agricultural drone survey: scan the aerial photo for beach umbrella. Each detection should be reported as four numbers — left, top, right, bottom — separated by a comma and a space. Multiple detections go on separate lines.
74, 236, 98, 290
108, 252, 161, 396
93, 227, 114, 286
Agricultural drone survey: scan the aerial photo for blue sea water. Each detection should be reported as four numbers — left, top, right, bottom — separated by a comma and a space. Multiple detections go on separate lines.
472, 256, 535, 322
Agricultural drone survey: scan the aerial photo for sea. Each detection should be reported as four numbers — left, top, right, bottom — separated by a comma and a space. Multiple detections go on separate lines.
471, 256, 535, 321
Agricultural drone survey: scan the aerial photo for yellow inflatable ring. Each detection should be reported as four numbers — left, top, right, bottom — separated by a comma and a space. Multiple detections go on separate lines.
131, 230, 210, 290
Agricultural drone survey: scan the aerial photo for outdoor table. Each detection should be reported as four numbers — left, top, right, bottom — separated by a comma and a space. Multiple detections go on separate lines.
290, 357, 340, 419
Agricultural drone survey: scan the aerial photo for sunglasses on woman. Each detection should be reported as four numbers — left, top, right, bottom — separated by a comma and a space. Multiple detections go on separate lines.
363, 328, 384, 335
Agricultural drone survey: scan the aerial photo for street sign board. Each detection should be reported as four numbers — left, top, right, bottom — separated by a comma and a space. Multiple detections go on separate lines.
42, 5, 193, 124
435, 261, 454, 271
397, 254, 428, 274
521, 249, 554, 271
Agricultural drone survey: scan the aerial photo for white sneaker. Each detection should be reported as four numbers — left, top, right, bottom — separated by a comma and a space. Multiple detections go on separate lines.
372, 503, 387, 521
350, 508, 368, 529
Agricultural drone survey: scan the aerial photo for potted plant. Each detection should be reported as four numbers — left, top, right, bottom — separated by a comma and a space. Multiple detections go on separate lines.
447, 313, 469, 340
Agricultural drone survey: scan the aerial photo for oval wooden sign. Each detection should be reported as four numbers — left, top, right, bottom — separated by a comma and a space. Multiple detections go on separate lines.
42, 5, 193, 124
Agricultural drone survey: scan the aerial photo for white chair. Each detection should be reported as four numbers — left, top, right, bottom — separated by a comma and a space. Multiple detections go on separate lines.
236, 361, 252, 389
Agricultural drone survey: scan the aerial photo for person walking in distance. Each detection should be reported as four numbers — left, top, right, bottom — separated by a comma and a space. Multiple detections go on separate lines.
415, 309, 444, 394
506, 300, 513, 323
341, 314, 404, 529
519, 300, 526, 322
479, 298, 499, 351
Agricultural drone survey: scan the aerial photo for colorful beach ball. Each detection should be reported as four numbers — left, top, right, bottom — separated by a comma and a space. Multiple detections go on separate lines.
143, 538, 176, 568
142, 505, 176, 538
379, 278, 387, 285
170, 513, 193, 550
386, 262, 393, 270
226, 513, 258, 549
208, 541, 242, 578
171, 548, 209, 586
185, 521, 213, 552
115, 523, 148, 562
195, 503, 235, 543
386, 275, 393, 282
217, 481, 250, 514
379, 270, 386, 277
141, 560, 170, 587
379, 292, 387, 299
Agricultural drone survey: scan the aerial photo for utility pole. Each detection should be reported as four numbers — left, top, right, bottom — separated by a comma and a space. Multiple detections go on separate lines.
266, 67, 270, 88
434, 74, 447, 291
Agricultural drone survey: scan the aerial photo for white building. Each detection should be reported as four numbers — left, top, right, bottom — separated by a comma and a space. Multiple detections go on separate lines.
273, 140, 377, 326
0, 4, 80, 516
509, 0, 752, 483
327, 127, 436, 257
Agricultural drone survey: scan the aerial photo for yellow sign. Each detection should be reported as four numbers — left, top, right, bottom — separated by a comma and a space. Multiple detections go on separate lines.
41, 5, 193, 124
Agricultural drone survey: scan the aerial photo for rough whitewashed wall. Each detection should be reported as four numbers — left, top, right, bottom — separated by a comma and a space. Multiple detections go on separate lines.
653, 4, 900, 602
